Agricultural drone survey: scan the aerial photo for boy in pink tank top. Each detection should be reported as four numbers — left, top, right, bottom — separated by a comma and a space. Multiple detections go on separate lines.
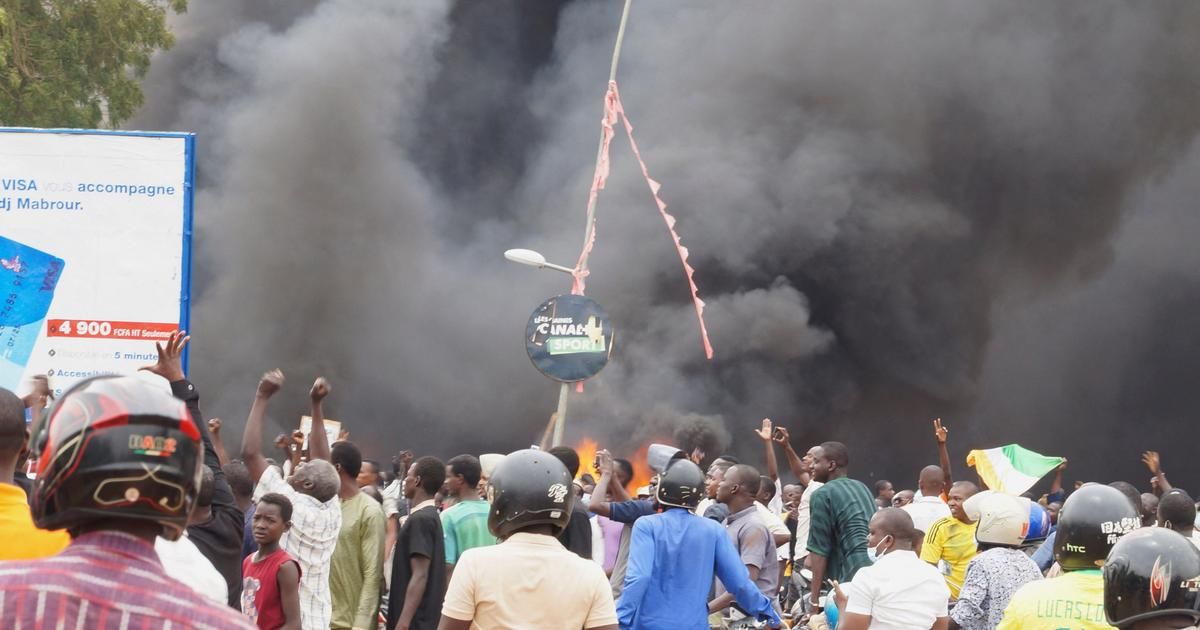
242, 493, 303, 630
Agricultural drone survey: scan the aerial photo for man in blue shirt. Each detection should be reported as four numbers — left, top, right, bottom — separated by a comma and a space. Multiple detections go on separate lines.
616, 460, 782, 630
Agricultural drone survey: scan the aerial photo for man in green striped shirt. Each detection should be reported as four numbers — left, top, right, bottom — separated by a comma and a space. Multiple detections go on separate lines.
442, 455, 497, 580
805, 441, 876, 616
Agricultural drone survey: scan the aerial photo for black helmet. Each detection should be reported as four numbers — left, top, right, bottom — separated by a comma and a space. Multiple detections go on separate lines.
33, 376, 202, 541
1104, 527, 1200, 628
486, 449, 573, 539
1055, 483, 1141, 571
656, 459, 704, 509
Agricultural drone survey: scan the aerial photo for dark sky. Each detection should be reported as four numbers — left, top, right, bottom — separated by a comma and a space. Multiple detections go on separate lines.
132, 0, 1200, 492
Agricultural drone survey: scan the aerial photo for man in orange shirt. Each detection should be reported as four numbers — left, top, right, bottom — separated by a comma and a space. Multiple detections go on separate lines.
0, 386, 70, 560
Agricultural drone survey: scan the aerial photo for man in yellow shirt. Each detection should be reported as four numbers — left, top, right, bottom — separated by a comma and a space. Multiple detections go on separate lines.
920, 480, 979, 597
0, 387, 70, 560
998, 483, 1140, 629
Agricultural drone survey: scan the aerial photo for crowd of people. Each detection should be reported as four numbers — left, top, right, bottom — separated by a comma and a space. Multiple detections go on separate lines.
1, 332, 1199, 629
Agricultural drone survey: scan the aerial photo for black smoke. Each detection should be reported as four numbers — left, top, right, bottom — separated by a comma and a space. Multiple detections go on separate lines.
131, 0, 1200, 492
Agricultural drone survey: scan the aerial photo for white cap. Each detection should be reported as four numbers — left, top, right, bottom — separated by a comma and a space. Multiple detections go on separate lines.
479, 453, 505, 478
967, 491, 1030, 546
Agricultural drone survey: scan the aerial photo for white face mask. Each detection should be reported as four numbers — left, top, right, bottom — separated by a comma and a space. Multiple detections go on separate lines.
866, 535, 893, 562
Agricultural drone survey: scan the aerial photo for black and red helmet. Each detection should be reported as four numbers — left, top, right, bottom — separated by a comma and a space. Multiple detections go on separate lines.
1104, 527, 1200, 627
32, 376, 202, 541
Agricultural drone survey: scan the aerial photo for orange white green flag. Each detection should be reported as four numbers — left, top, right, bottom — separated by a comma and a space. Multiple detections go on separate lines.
966, 444, 1065, 495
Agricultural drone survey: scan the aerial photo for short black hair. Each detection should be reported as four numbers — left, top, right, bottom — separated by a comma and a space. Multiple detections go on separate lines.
1159, 489, 1197, 532
222, 461, 253, 500
758, 475, 776, 500
331, 441, 363, 478
258, 492, 293, 522
1108, 481, 1142, 512
875, 479, 892, 494
413, 456, 446, 495
714, 455, 740, 465
614, 458, 634, 482
447, 454, 482, 488
548, 446, 580, 478
728, 465, 761, 495
0, 387, 25, 458
820, 441, 850, 469
361, 459, 379, 474
196, 466, 215, 508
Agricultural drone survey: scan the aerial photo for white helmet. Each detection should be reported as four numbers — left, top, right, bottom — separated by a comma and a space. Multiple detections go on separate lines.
967, 491, 1030, 546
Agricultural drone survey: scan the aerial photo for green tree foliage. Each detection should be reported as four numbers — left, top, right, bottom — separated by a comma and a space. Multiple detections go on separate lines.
0, 0, 186, 128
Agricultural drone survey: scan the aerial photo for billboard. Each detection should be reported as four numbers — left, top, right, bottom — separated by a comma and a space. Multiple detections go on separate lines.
0, 129, 194, 396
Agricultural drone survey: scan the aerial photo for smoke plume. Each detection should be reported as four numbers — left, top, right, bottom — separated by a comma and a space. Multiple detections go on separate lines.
131, 1, 1200, 489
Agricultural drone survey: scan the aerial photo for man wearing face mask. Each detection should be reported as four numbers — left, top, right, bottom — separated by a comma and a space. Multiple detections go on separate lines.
831, 508, 951, 630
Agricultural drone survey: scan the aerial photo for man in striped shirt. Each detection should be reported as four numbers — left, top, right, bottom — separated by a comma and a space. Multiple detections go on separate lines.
0, 375, 253, 629
241, 371, 343, 630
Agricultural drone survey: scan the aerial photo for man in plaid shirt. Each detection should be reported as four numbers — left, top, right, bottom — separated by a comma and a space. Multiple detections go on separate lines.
241, 371, 343, 630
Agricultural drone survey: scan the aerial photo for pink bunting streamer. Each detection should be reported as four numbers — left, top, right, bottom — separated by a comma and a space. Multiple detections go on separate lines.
571, 81, 714, 360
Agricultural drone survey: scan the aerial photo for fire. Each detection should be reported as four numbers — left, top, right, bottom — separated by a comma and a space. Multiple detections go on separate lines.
573, 436, 656, 494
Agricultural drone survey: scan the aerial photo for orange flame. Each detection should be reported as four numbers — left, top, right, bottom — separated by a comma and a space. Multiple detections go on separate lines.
573, 436, 656, 495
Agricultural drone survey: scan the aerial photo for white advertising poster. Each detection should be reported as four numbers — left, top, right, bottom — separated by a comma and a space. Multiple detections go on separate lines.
0, 129, 194, 396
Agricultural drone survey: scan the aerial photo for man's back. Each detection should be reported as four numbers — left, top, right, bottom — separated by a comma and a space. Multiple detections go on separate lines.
950, 547, 1042, 630
996, 570, 1108, 629
617, 509, 775, 630
807, 477, 875, 582
902, 496, 950, 535
255, 466, 342, 630
442, 532, 617, 630
0, 482, 69, 560
0, 531, 253, 629
330, 491, 386, 629
843, 549, 949, 630
441, 498, 496, 565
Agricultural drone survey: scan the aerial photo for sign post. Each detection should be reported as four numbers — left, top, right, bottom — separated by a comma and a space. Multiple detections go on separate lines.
524, 295, 615, 446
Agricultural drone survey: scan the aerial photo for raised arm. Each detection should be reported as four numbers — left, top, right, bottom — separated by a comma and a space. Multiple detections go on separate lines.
240, 369, 285, 484
934, 418, 952, 488
587, 449, 616, 518
207, 418, 230, 466
307, 377, 332, 462
1142, 451, 1173, 494
772, 427, 807, 481
140, 331, 232, 507
755, 418, 779, 482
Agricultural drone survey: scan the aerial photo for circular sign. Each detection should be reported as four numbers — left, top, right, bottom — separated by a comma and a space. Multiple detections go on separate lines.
525, 294, 615, 383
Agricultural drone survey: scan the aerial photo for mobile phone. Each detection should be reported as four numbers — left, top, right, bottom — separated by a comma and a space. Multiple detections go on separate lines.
772, 428, 785, 440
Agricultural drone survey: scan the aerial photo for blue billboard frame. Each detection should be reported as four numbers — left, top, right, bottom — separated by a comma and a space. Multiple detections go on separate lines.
0, 127, 196, 372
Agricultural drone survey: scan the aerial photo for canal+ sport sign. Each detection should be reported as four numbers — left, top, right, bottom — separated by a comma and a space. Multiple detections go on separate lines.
525, 294, 615, 383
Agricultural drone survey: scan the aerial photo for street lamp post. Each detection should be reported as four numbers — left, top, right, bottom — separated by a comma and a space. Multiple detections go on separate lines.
505, 0, 636, 449
504, 249, 574, 447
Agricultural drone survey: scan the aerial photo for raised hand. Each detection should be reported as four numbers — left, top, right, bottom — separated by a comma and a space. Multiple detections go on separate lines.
207, 418, 222, 436
689, 446, 706, 465
595, 449, 614, 475
138, 330, 190, 382
933, 418, 948, 444
754, 418, 773, 442
771, 426, 790, 447
257, 369, 284, 398
310, 376, 331, 402
22, 374, 53, 408
1141, 451, 1161, 475
273, 433, 290, 451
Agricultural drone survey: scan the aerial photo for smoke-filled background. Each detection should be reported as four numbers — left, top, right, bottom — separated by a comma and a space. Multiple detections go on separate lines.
131, 1, 1200, 490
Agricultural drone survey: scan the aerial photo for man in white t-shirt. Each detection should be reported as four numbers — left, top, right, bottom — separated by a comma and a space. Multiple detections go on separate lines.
834, 508, 950, 630
902, 466, 950, 535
